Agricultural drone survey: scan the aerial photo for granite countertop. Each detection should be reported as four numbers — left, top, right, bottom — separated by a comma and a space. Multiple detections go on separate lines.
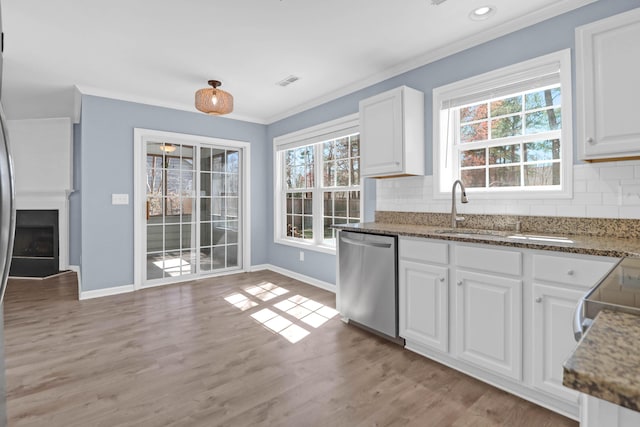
563, 310, 640, 411
334, 222, 640, 258
336, 212, 640, 412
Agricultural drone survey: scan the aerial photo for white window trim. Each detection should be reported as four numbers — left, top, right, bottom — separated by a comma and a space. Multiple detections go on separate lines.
432, 49, 573, 200
273, 113, 361, 255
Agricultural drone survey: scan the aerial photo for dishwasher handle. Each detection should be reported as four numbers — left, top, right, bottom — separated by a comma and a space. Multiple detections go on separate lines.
340, 235, 393, 249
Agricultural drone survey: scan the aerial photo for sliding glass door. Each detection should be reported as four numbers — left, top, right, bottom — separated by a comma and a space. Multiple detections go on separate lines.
144, 141, 242, 285
199, 147, 240, 272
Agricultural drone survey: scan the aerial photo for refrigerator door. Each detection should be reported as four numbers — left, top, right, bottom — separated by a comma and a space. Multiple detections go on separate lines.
0, 103, 15, 303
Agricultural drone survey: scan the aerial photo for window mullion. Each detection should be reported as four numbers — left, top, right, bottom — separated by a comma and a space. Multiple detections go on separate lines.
313, 144, 323, 247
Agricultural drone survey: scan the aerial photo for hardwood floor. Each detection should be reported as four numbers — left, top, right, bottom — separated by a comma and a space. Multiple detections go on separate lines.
3, 271, 578, 427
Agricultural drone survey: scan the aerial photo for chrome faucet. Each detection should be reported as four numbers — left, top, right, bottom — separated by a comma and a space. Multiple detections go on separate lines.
451, 179, 469, 228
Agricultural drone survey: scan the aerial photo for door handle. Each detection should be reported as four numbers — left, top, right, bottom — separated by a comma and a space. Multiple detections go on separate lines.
0, 120, 16, 303
573, 299, 586, 342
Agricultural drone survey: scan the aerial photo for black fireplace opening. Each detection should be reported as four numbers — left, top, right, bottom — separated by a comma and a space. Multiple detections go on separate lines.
10, 210, 59, 278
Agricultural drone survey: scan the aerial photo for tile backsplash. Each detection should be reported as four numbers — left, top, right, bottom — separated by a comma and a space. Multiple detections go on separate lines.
375, 161, 640, 219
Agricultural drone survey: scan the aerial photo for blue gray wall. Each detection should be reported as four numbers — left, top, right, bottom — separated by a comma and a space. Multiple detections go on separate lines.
78, 96, 267, 291
264, 0, 640, 286
74, 0, 639, 291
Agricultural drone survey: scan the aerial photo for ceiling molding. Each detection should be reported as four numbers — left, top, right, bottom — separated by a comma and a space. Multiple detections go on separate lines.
75, 85, 268, 125
264, 0, 598, 124
60, 0, 597, 127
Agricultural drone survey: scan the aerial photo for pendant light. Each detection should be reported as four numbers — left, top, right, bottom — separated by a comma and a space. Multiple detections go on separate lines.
195, 80, 234, 115
159, 143, 176, 153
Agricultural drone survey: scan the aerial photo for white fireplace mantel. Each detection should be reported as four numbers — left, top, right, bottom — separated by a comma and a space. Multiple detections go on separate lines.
8, 118, 73, 271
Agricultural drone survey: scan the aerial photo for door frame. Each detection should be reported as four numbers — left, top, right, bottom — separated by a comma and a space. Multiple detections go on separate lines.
133, 128, 251, 290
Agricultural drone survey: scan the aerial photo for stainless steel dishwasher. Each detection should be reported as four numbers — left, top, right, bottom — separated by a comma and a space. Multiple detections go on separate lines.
338, 230, 401, 343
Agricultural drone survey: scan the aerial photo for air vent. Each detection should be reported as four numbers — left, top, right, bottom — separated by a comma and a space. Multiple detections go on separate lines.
276, 75, 300, 87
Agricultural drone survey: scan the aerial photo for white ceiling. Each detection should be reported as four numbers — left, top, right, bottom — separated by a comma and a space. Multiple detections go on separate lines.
1, 0, 595, 124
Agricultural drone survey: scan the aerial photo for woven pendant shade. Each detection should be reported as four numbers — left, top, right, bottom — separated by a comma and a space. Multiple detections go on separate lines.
195, 80, 234, 115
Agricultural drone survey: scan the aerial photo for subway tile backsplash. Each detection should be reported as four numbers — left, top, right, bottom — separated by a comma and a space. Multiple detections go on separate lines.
375, 161, 640, 219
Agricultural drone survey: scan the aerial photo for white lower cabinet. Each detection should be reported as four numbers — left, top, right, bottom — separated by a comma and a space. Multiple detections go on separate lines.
532, 283, 583, 403
455, 270, 522, 381
399, 260, 448, 352
398, 236, 619, 421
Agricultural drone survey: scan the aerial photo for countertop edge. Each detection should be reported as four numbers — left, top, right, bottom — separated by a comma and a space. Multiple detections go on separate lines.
562, 310, 640, 412
334, 223, 639, 259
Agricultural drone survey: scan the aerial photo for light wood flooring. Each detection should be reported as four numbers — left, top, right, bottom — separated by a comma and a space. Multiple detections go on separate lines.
3, 271, 578, 426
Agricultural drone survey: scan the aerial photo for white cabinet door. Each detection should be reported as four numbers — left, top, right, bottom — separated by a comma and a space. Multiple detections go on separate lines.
455, 270, 522, 380
360, 87, 404, 176
577, 8, 640, 159
359, 86, 424, 177
532, 283, 582, 403
399, 260, 448, 352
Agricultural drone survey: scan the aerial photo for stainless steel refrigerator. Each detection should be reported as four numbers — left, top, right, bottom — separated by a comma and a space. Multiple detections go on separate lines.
0, 2, 13, 424
0, 101, 15, 424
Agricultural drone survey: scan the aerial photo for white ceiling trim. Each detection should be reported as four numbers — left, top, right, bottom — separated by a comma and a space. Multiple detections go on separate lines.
71, 0, 597, 126
75, 85, 267, 125
264, 0, 598, 124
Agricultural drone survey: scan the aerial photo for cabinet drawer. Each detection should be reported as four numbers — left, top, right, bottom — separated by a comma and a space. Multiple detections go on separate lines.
455, 244, 521, 276
533, 254, 617, 288
399, 238, 448, 265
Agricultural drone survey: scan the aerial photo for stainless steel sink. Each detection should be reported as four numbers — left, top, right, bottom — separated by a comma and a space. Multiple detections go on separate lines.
433, 229, 574, 243
433, 228, 509, 237
506, 234, 574, 243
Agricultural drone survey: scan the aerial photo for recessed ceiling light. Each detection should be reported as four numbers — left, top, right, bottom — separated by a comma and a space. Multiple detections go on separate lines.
469, 5, 496, 21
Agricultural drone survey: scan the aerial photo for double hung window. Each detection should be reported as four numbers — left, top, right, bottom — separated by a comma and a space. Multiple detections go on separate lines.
433, 50, 572, 198
274, 115, 361, 253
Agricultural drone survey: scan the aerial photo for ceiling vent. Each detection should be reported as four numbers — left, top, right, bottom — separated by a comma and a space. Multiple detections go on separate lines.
276, 75, 300, 87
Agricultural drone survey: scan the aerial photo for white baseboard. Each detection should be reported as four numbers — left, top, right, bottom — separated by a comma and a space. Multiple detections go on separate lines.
77, 264, 334, 301
79, 284, 135, 300
68, 265, 82, 300
251, 264, 336, 293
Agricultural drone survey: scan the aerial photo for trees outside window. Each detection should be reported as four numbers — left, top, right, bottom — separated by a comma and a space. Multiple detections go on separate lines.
281, 134, 360, 247
274, 114, 361, 253
433, 49, 572, 199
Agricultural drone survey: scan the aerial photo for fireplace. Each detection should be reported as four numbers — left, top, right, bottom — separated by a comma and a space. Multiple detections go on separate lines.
10, 210, 59, 277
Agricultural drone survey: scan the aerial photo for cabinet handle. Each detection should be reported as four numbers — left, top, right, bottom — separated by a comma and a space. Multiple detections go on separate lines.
535, 297, 543, 303
456, 280, 462, 286
394, 161, 400, 166
567, 269, 575, 276
439, 276, 445, 282
586, 137, 595, 144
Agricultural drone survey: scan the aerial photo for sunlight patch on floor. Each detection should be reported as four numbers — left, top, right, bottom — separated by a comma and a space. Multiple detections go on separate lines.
152, 257, 192, 277
223, 283, 335, 344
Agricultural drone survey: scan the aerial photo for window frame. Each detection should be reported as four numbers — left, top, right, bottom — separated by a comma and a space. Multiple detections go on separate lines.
432, 49, 573, 200
273, 114, 361, 254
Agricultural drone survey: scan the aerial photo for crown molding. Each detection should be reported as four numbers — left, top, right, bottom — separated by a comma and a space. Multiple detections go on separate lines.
75, 85, 267, 124
77, 0, 597, 126
264, 0, 598, 124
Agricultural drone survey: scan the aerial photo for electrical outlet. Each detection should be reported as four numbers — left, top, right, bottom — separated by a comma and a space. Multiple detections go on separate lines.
299, 251, 304, 262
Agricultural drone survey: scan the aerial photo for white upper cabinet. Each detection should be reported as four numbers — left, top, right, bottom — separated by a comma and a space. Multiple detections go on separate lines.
576, 8, 640, 160
359, 86, 424, 177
